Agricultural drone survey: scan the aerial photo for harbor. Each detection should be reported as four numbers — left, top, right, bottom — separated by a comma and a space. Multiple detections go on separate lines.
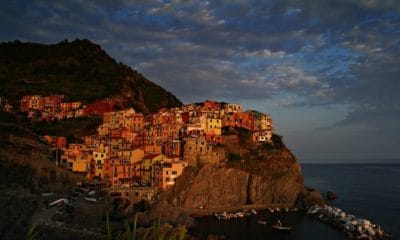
191, 209, 347, 240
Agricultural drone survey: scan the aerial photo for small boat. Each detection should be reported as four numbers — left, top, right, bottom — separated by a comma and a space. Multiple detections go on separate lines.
272, 225, 292, 232
258, 220, 267, 225
41, 192, 54, 197
84, 197, 97, 202
48, 198, 68, 207
236, 212, 245, 218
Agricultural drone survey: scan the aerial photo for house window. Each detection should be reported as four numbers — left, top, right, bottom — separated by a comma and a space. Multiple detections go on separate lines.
166, 177, 170, 182
172, 171, 177, 175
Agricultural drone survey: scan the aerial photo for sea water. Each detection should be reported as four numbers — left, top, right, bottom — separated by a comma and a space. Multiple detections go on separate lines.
190, 163, 400, 239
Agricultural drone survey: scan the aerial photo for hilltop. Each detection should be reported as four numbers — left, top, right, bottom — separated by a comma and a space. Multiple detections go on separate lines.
0, 39, 182, 113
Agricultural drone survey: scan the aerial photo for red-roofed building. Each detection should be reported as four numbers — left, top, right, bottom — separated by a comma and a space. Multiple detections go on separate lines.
83, 99, 120, 116
203, 100, 220, 109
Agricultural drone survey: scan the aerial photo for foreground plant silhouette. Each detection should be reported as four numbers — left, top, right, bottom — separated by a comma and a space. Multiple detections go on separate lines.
106, 213, 187, 240
26, 213, 186, 240
26, 224, 40, 240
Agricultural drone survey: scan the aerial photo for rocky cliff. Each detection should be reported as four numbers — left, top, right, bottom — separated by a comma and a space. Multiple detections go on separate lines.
153, 129, 323, 222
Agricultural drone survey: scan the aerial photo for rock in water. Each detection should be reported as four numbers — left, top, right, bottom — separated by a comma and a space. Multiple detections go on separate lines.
327, 191, 337, 200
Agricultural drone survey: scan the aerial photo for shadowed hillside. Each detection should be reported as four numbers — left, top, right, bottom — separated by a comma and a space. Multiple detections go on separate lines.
0, 39, 182, 113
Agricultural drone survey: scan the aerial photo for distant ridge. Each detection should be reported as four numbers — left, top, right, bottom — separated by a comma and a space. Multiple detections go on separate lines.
0, 39, 182, 113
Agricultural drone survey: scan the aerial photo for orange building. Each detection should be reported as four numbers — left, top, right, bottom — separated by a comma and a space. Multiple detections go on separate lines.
42, 95, 63, 113
203, 100, 220, 110
125, 113, 145, 130
205, 133, 223, 144
240, 112, 254, 130
103, 157, 135, 186
110, 129, 122, 139
20, 95, 43, 112
43, 135, 67, 148
61, 101, 82, 111
224, 112, 254, 130
145, 144, 162, 154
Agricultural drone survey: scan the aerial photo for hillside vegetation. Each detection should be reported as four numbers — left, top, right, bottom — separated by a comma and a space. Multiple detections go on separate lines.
0, 39, 182, 113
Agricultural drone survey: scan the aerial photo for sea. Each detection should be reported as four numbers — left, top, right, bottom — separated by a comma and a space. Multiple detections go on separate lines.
190, 163, 400, 240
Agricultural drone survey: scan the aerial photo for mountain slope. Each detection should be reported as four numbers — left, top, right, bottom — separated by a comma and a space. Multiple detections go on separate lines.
0, 39, 182, 113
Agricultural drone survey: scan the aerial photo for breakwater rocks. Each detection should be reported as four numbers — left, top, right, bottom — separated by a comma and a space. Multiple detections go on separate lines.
307, 205, 391, 240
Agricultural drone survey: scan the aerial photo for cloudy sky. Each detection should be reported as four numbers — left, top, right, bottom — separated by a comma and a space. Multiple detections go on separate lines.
1, 0, 399, 162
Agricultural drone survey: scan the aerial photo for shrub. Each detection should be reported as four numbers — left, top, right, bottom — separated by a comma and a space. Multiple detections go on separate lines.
228, 153, 241, 162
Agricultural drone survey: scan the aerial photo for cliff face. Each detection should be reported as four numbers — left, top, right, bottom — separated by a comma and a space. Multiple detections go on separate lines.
161, 130, 322, 213
166, 155, 305, 210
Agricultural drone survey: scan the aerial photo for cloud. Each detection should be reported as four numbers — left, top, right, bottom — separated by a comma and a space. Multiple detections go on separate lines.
244, 49, 285, 58
0, 0, 399, 134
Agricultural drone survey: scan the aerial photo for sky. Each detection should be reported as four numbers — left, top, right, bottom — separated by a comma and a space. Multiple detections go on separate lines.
1, 0, 399, 162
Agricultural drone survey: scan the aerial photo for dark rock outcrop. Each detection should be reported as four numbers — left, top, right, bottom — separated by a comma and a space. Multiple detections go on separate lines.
327, 191, 337, 200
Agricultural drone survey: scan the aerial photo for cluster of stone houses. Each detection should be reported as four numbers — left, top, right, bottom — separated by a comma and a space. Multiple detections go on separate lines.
51, 100, 274, 190
19, 95, 121, 120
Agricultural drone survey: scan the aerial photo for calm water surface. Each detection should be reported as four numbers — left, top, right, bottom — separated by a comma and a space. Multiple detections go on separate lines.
190, 164, 400, 240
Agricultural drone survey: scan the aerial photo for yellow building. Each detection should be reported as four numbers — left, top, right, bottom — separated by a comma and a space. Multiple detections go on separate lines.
93, 144, 107, 178
65, 152, 91, 174
206, 117, 222, 135
71, 155, 90, 173
117, 148, 144, 164
155, 160, 187, 190
140, 154, 168, 185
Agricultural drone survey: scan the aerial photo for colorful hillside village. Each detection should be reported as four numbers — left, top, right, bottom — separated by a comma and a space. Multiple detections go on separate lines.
19, 94, 121, 120
19, 96, 274, 190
